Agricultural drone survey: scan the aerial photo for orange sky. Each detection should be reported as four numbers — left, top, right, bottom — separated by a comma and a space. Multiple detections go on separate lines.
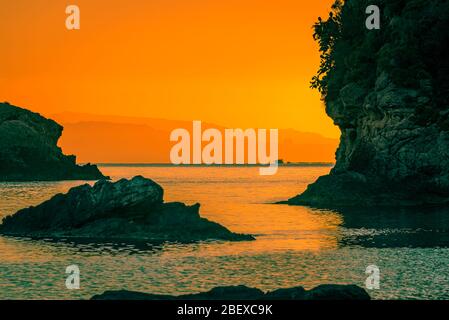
0, 0, 339, 138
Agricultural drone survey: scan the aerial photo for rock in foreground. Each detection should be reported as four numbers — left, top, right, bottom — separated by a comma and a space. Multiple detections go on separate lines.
91, 284, 370, 300
0, 176, 254, 243
0, 102, 106, 181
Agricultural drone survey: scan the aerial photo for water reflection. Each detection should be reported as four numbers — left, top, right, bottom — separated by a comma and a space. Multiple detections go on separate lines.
0, 236, 167, 263
334, 206, 449, 248
1, 167, 449, 299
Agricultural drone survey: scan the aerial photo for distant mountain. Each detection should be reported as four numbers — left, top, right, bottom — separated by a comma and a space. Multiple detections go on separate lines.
51, 112, 338, 164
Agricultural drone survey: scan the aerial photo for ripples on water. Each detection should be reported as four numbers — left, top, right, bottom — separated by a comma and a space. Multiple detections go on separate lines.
0, 166, 448, 300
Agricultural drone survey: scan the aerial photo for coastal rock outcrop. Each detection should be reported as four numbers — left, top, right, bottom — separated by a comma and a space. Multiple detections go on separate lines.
0, 176, 254, 242
0, 102, 106, 181
288, 0, 449, 207
91, 284, 371, 300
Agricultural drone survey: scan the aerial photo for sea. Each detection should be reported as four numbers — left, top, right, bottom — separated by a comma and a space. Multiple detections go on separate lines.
0, 165, 448, 300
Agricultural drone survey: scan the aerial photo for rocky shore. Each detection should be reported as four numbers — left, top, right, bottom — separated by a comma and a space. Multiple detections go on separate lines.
0, 176, 254, 243
0, 102, 106, 181
91, 284, 370, 300
286, 0, 449, 208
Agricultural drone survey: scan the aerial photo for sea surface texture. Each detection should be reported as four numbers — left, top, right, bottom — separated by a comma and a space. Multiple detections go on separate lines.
0, 166, 448, 300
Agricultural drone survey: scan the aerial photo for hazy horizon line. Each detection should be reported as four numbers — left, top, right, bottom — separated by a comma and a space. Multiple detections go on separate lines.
91, 162, 335, 167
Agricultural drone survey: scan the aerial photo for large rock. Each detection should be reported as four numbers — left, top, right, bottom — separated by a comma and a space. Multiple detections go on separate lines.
91, 284, 370, 300
0, 176, 254, 242
0, 102, 106, 181
288, 0, 449, 207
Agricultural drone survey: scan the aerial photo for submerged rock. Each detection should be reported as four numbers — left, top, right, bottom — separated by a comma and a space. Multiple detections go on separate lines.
0, 176, 254, 242
287, 1, 449, 208
91, 284, 370, 300
0, 102, 106, 181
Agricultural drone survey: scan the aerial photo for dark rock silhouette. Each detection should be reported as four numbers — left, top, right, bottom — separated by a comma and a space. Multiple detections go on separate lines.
91, 284, 370, 300
0, 176, 254, 242
288, 0, 449, 207
0, 102, 106, 181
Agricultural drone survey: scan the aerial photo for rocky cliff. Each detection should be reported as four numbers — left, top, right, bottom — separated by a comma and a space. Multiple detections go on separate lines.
289, 0, 449, 207
0, 102, 106, 181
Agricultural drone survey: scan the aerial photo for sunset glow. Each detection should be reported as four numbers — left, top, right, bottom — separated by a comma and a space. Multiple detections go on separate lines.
0, 0, 339, 149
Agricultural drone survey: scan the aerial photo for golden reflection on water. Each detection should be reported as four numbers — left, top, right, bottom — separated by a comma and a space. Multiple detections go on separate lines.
0, 167, 340, 258
0, 166, 343, 299
0, 237, 50, 263
1, 167, 449, 300
101, 166, 342, 252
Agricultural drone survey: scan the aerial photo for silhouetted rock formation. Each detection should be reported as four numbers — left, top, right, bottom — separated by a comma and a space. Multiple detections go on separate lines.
91, 284, 370, 300
0, 102, 106, 181
0, 176, 253, 242
288, 0, 449, 207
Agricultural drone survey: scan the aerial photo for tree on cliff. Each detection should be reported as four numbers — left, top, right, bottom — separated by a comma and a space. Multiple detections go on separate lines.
311, 0, 449, 126
287, 0, 449, 207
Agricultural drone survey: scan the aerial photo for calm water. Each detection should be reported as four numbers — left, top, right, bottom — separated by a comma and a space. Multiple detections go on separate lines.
0, 166, 448, 300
